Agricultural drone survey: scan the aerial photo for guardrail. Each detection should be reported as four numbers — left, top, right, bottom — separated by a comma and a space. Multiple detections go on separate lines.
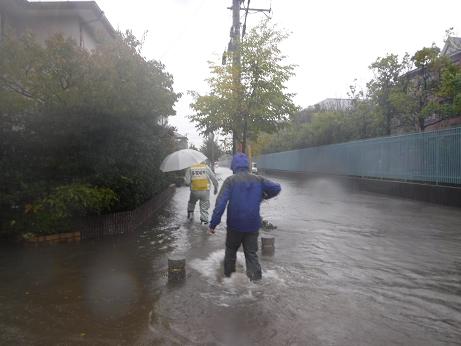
257, 127, 461, 185
79, 184, 176, 240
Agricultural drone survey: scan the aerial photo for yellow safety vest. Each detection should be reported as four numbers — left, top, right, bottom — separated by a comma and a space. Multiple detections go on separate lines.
190, 163, 209, 191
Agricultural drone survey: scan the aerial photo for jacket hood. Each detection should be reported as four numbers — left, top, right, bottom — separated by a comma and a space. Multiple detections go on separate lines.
231, 153, 249, 173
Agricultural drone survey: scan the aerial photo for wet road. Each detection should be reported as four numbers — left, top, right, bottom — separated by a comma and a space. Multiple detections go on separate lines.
1, 167, 461, 345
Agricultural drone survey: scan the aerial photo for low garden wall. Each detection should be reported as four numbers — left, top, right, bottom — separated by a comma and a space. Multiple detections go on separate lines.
25, 184, 176, 244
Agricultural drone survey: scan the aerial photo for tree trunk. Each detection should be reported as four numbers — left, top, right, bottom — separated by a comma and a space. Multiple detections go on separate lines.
242, 114, 247, 154
385, 111, 391, 136
418, 117, 426, 132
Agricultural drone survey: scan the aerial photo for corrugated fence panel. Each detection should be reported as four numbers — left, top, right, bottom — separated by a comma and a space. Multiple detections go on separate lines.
257, 127, 461, 185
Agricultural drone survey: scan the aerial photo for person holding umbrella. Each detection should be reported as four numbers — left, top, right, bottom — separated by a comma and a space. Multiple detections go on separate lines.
184, 161, 219, 224
160, 148, 218, 224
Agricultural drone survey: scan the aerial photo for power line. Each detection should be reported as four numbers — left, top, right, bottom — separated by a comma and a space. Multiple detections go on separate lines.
242, 0, 250, 38
225, 0, 270, 153
159, 0, 207, 60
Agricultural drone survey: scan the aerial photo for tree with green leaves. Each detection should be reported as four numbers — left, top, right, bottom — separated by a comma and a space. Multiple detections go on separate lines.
200, 135, 223, 169
437, 63, 461, 116
0, 30, 179, 237
385, 44, 461, 132
409, 46, 446, 130
189, 19, 298, 153
408, 45, 460, 129
253, 31, 461, 155
367, 53, 411, 135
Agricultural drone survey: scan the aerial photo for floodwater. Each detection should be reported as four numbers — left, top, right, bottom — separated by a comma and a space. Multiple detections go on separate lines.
1, 167, 461, 345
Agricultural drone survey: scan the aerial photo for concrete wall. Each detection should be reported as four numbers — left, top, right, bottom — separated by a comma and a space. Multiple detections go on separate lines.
0, 10, 4, 38
22, 15, 78, 43
5, 14, 98, 49
0, 5, 103, 50
79, 24, 97, 51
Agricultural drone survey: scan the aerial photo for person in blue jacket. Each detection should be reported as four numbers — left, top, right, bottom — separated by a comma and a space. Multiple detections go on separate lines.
209, 153, 281, 281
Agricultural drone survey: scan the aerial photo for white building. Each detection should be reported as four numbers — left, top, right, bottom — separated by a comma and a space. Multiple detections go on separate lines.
0, 0, 115, 50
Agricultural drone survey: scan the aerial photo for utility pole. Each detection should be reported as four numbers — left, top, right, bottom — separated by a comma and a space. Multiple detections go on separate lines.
231, 0, 241, 154
227, 0, 270, 154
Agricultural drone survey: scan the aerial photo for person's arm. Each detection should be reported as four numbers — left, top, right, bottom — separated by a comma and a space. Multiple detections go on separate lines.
206, 166, 219, 193
261, 177, 281, 199
184, 168, 191, 186
209, 177, 232, 232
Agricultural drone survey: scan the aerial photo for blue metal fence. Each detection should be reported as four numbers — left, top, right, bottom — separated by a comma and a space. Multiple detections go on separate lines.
257, 127, 461, 185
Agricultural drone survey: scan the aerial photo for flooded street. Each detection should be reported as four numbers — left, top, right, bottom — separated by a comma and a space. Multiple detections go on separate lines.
1, 167, 461, 345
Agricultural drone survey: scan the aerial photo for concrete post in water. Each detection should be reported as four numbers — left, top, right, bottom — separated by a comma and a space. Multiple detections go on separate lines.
261, 236, 275, 256
168, 256, 186, 282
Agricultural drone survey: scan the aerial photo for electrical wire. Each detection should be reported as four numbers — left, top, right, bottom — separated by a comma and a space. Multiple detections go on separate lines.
242, 0, 251, 38
159, 0, 207, 60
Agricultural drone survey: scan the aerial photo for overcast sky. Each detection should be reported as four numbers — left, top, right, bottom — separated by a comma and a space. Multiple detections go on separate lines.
89, 0, 460, 146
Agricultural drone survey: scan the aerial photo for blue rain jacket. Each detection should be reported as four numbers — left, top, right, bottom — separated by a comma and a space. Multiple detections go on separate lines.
210, 153, 281, 232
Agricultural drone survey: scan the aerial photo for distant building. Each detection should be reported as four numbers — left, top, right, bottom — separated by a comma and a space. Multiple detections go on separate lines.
441, 36, 461, 65
157, 115, 168, 127
405, 37, 461, 80
0, 0, 115, 50
404, 37, 461, 131
174, 132, 188, 150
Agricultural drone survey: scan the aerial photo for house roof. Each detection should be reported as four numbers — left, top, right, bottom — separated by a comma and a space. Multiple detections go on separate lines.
404, 38, 461, 79
1, 0, 116, 39
450, 50, 461, 64
174, 132, 188, 140
441, 37, 461, 56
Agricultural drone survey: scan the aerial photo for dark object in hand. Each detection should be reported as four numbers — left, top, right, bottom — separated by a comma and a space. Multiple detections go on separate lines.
261, 219, 277, 230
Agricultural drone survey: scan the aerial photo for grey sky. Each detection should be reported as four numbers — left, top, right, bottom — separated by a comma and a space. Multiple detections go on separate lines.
90, 0, 460, 146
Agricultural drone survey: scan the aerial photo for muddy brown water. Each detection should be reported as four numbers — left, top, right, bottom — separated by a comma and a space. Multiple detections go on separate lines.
1, 167, 461, 345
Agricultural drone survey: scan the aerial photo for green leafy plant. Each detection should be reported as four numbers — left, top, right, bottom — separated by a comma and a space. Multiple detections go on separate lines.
29, 183, 117, 234
0, 30, 179, 237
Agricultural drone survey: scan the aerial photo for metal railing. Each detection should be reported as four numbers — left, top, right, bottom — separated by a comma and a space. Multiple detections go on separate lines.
257, 127, 461, 185
79, 185, 176, 239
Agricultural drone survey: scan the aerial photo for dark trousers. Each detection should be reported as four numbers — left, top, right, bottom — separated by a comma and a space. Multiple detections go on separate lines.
224, 230, 262, 281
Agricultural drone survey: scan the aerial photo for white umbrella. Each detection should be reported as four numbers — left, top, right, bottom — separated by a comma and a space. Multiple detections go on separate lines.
160, 149, 208, 172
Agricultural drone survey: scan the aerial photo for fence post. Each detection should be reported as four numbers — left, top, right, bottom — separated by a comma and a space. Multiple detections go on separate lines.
168, 255, 186, 282
261, 236, 275, 256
